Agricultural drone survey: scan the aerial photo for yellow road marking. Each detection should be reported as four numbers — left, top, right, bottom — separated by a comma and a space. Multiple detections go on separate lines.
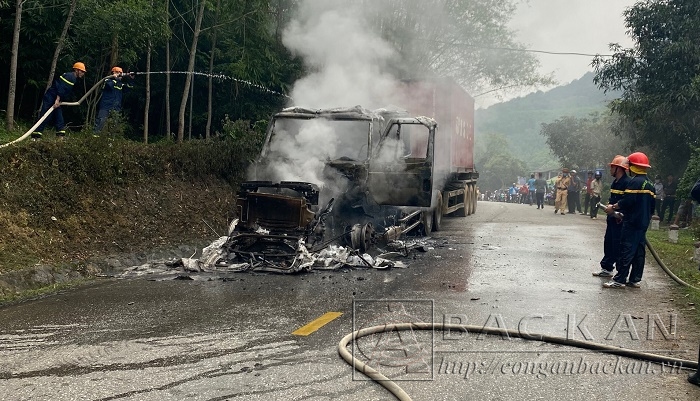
292, 312, 343, 336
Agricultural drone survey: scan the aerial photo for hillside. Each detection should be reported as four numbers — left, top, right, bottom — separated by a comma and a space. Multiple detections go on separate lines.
0, 138, 246, 300
475, 71, 622, 170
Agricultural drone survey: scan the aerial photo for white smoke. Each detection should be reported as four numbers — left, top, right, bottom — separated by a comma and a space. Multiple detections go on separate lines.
264, 119, 339, 185
250, 0, 408, 187
282, 0, 399, 109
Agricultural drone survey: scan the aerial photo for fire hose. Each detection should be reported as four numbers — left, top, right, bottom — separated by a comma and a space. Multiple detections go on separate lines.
646, 238, 700, 291
338, 205, 700, 400
338, 323, 699, 401
594, 203, 699, 290
0, 73, 128, 149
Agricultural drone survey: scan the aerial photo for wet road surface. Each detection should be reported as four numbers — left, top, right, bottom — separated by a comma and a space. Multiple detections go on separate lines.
1, 201, 699, 400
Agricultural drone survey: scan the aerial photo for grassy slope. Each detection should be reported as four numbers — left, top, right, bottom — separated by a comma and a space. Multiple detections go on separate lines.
646, 228, 700, 323
0, 135, 247, 298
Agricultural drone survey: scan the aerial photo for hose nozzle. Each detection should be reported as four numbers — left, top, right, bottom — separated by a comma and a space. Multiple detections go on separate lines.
596, 202, 623, 219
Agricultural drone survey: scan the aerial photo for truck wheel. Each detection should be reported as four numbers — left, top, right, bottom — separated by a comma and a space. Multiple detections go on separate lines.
421, 210, 433, 235
454, 183, 468, 217
350, 223, 374, 253
466, 185, 473, 216
433, 192, 443, 231
471, 186, 478, 215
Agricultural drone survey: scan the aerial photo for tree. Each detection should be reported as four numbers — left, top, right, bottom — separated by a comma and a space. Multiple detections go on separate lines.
540, 112, 630, 170
592, 0, 700, 175
143, 37, 152, 143
164, 0, 171, 140
43, 0, 77, 94
205, 0, 221, 140
5, 0, 23, 131
476, 133, 527, 191
176, 0, 206, 143
361, 0, 553, 96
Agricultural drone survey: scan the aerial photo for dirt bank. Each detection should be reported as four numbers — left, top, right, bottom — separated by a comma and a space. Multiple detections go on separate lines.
0, 139, 246, 301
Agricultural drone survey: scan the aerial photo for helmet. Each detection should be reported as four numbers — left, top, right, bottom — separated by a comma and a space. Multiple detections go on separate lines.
595, 171, 602, 178
111, 66, 123, 74
73, 62, 86, 72
627, 152, 651, 168
608, 155, 629, 170
562, 168, 570, 173
571, 169, 577, 174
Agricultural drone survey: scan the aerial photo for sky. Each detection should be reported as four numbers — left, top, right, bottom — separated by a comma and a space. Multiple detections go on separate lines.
484, 0, 638, 107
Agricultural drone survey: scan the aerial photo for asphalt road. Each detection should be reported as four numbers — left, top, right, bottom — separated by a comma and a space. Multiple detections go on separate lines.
1, 201, 700, 400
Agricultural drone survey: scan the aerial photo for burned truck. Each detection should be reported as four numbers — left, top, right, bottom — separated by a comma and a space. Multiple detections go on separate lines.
228, 79, 478, 264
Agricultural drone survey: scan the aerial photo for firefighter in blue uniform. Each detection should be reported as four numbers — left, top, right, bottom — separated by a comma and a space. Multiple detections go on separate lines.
592, 155, 630, 278
602, 152, 656, 288
94, 66, 134, 133
31, 62, 87, 140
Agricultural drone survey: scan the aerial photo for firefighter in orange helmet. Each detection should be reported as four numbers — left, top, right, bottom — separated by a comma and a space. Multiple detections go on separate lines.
31, 62, 87, 140
94, 66, 134, 133
554, 167, 571, 215
602, 152, 655, 288
592, 155, 630, 278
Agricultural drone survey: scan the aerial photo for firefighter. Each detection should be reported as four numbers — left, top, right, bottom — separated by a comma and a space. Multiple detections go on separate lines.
603, 152, 655, 288
94, 66, 134, 133
554, 168, 571, 215
592, 155, 629, 277
31, 62, 87, 140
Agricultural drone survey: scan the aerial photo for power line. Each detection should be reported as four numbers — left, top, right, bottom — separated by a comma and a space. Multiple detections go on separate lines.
416, 39, 614, 57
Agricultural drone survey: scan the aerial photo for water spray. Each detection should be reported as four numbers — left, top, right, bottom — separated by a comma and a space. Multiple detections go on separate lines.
131, 70, 291, 99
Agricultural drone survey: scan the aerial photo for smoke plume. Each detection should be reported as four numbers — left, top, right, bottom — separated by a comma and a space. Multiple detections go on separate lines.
282, 0, 399, 109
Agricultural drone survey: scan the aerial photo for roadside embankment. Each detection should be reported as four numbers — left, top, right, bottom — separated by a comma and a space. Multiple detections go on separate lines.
0, 137, 246, 302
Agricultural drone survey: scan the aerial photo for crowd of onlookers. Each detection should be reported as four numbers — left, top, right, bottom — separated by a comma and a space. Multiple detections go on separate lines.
481, 171, 684, 224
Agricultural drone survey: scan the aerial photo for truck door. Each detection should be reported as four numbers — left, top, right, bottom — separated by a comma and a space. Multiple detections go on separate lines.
367, 118, 435, 207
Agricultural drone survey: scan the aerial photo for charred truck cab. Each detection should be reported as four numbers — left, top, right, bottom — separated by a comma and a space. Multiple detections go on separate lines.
233, 79, 478, 254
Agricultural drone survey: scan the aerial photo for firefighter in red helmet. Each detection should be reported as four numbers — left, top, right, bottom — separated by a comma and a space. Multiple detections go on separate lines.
602, 152, 655, 288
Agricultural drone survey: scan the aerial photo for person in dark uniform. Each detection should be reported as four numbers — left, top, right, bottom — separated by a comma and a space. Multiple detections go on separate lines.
589, 170, 603, 219
593, 155, 629, 278
94, 66, 134, 133
660, 174, 677, 223
31, 62, 87, 140
603, 152, 656, 288
534, 172, 547, 209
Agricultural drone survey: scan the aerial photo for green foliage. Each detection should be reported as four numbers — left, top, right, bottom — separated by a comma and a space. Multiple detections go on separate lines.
74, 0, 169, 66
0, 137, 246, 222
646, 229, 700, 322
593, 0, 700, 175
217, 115, 266, 160
540, 111, 630, 171
677, 147, 700, 200
475, 133, 527, 190
363, 0, 552, 94
99, 111, 132, 139
476, 72, 622, 171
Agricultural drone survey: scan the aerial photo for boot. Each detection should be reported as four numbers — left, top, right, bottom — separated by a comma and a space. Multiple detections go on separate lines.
689, 345, 700, 386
